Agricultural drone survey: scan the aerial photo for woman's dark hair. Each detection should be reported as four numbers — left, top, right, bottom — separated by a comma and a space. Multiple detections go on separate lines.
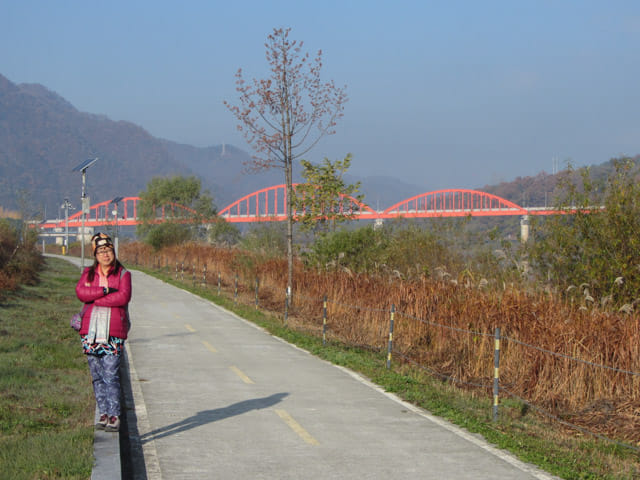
87, 258, 124, 282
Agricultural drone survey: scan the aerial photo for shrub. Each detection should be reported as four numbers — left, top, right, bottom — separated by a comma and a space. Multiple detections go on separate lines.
209, 219, 241, 247
240, 223, 287, 258
528, 158, 640, 305
145, 223, 192, 250
0, 219, 43, 297
303, 225, 389, 273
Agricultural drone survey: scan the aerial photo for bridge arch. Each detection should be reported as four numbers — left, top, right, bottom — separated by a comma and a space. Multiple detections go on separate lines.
47, 196, 200, 229
37, 186, 546, 230
380, 189, 527, 218
218, 184, 378, 223
63, 196, 140, 228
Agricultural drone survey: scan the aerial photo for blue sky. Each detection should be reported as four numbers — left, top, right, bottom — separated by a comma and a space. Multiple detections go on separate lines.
3, 1, 640, 190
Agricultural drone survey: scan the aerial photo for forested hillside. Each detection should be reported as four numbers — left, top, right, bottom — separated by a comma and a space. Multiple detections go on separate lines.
0, 73, 270, 215
0, 73, 423, 218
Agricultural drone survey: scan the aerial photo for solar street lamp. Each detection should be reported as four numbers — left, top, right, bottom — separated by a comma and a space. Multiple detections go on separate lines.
72, 157, 98, 268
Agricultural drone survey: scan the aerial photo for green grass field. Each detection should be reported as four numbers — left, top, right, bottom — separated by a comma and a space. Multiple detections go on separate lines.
0, 258, 94, 480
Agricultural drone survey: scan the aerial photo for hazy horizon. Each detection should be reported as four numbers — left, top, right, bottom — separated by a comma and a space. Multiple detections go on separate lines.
3, 1, 640, 191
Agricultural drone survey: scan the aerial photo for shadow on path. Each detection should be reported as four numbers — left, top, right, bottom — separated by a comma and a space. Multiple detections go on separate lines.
140, 392, 289, 443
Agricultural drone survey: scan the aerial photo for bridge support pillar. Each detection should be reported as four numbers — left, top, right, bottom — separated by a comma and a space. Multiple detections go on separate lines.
520, 215, 530, 243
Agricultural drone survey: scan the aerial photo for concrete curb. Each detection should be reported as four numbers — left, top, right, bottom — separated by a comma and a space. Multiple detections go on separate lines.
120, 342, 161, 479
91, 409, 121, 479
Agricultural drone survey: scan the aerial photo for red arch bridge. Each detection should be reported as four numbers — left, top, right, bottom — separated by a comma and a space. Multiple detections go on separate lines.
37, 185, 562, 232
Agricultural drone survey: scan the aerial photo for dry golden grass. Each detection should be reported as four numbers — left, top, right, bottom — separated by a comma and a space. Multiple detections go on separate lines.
120, 242, 640, 446
0, 206, 20, 219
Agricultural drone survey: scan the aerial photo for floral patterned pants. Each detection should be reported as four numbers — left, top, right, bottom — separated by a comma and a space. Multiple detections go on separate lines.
87, 353, 122, 417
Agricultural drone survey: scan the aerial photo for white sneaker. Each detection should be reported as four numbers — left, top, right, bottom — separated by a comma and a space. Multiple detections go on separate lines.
105, 415, 120, 432
96, 413, 108, 430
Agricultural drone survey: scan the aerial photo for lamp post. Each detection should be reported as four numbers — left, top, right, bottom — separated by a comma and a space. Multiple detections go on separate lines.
72, 158, 98, 268
61, 198, 73, 255
111, 196, 123, 257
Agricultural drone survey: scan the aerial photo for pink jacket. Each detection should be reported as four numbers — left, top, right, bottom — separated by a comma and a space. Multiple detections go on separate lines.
75, 264, 132, 339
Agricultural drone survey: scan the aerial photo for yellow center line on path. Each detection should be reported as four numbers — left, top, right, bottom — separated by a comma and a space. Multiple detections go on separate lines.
202, 341, 217, 353
185, 324, 196, 332
229, 365, 254, 384
274, 409, 320, 445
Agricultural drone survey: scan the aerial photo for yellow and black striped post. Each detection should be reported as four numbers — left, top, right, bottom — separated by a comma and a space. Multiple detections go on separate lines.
234, 274, 238, 304
284, 290, 289, 325
322, 295, 328, 346
386, 304, 395, 369
493, 327, 501, 422
255, 277, 259, 309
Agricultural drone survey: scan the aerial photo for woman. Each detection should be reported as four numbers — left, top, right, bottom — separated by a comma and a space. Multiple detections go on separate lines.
76, 232, 132, 432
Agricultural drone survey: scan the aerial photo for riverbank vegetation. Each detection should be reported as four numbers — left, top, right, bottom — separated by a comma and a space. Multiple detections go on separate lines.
24, 156, 639, 478
114, 158, 640, 478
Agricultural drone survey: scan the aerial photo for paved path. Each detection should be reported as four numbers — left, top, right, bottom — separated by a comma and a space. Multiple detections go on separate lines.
122, 268, 559, 480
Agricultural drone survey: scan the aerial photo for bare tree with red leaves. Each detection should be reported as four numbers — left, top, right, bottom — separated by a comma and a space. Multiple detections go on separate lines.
225, 27, 348, 304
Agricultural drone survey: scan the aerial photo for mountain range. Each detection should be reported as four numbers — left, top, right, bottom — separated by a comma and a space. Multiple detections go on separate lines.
1, 73, 434, 218
0, 73, 628, 220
